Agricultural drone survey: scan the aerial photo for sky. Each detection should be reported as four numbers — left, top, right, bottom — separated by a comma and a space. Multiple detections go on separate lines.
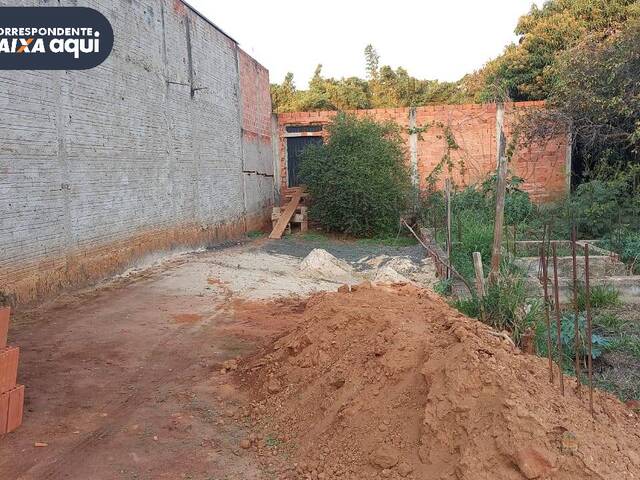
187, 0, 544, 87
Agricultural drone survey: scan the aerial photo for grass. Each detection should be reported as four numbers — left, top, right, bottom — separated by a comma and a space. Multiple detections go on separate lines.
247, 230, 267, 239
577, 284, 620, 310
604, 336, 640, 360
594, 312, 629, 336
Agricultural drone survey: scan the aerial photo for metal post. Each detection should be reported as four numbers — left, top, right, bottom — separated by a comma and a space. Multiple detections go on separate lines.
445, 178, 452, 281
540, 244, 554, 383
552, 242, 565, 396
571, 226, 582, 394
584, 243, 594, 416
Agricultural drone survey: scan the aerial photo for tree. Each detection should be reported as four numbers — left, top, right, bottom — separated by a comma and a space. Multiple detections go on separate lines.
270, 72, 297, 113
478, 0, 639, 101
364, 44, 380, 80
270, 46, 470, 113
549, 18, 640, 174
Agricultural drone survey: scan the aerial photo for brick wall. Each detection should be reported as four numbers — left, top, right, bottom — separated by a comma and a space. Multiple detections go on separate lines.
238, 49, 275, 224
277, 102, 569, 202
0, 0, 274, 305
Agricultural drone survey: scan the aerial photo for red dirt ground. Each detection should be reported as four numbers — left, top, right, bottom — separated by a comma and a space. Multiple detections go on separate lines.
237, 282, 640, 480
0, 254, 300, 480
2, 253, 640, 480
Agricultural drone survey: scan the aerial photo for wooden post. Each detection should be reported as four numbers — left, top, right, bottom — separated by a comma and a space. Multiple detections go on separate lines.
473, 252, 485, 297
473, 252, 486, 321
489, 103, 507, 284
445, 178, 452, 280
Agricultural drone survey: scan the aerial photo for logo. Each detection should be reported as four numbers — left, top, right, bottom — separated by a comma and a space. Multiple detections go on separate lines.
0, 7, 114, 70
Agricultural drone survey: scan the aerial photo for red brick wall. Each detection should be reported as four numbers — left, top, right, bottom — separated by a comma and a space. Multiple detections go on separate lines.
277, 102, 569, 202
239, 49, 272, 146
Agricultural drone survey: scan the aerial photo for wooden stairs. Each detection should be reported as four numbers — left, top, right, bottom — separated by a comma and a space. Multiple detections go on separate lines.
269, 187, 309, 239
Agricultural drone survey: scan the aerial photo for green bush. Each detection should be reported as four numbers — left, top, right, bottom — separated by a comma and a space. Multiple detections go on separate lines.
505, 190, 535, 225
299, 113, 412, 237
606, 229, 640, 273
448, 212, 494, 280
451, 264, 542, 345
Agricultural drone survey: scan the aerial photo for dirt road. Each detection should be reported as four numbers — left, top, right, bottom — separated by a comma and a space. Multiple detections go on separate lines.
0, 245, 306, 480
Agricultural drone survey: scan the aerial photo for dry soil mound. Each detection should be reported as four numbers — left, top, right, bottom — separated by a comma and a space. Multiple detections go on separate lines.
239, 283, 640, 480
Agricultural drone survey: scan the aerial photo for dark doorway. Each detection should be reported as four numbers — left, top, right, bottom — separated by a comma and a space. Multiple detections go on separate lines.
286, 136, 323, 187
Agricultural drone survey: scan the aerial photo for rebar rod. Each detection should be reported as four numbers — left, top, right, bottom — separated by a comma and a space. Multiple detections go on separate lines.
584, 243, 594, 416
571, 226, 582, 394
402, 220, 474, 295
551, 242, 565, 396
539, 243, 554, 383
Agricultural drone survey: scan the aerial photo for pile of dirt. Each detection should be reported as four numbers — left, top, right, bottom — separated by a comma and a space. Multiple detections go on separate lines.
236, 283, 640, 480
300, 248, 359, 284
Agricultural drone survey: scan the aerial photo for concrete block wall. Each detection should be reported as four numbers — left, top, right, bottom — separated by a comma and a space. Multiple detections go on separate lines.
238, 49, 275, 226
0, 0, 274, 304
277, 102, 569, 203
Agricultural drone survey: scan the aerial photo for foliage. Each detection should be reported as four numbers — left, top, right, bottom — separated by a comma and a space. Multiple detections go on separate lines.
594, 312, 628, 336
483, 266, 542, 342
605, 335, 640, 360
567, 178, 627, 237
451, 295, 481, 318
452, 264, 542, 345
476, 0, 639, 101
271, 46, 470, 113
576, 284, 620, 310
535, 311, 610, 364
434, 279, 454, 297
448, 213, 494, 280
549, 18, 640, 170
608, 229, 640, 273
298, 113, 412, 237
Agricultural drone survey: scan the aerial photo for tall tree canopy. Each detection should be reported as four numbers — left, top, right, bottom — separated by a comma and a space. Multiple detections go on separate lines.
475, 0, 640, 101
270, 46, 468, 113
271, 0, 640, 178
271, 0, 640, 113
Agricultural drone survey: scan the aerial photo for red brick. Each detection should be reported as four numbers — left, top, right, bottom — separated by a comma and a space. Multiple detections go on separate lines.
0, 306, 9, 349
0, 389, 8, 434
6, 384, 24, 433
0, 347, 19, 394
277, 102, 568, 202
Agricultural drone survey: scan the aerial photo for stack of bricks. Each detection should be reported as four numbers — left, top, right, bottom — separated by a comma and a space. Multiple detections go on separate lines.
0, 306, 24, 435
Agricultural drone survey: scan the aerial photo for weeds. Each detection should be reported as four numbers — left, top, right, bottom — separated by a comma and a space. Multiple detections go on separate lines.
605, 336, 640, 360
577, 284, 620, 310
451, 295, 481, 318
451, 265, 541, 345
433, 279, 454, 296
535, 312, 610, 365
594, 312, 628, 335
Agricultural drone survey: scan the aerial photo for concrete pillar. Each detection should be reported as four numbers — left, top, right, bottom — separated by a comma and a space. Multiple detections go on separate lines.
408, 107, 418, 187
495, 103, 505, 168
565, 123, 573, 194
271, 114, 281, 204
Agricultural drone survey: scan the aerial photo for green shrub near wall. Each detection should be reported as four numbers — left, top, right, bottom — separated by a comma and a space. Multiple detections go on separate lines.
299, 113, 412, 237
